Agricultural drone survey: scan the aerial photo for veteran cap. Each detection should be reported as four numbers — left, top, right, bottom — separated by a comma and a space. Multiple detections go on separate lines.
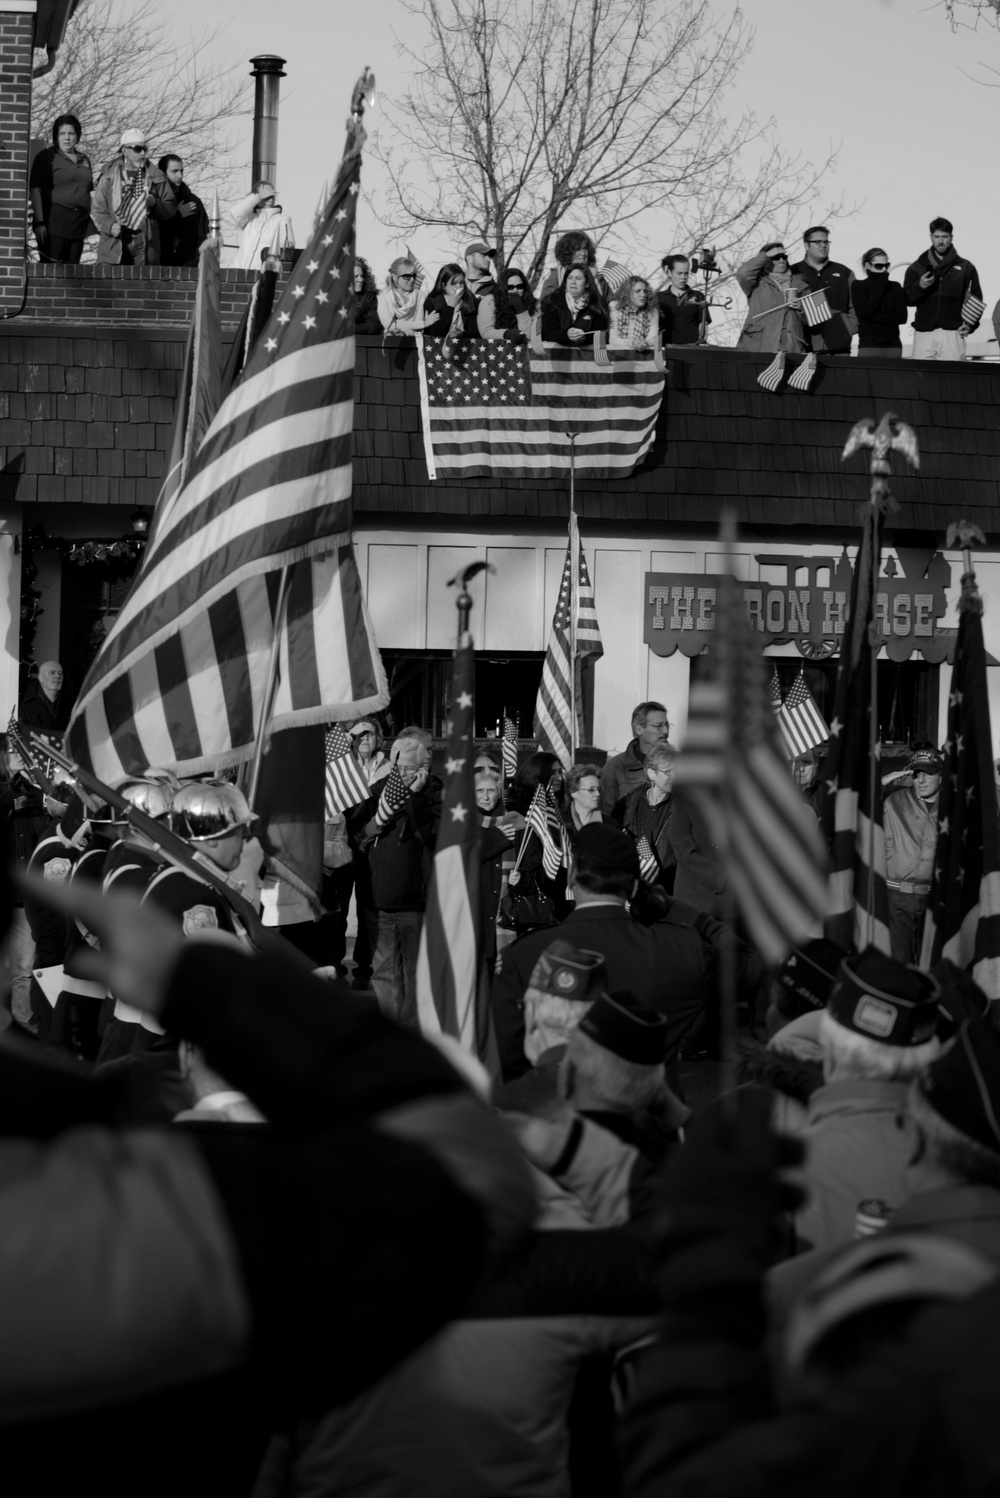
909, 743, 944, 774
577, 990, 668, 1065
777, 938, 846, 1017
919, 1018, 1000, 1154
528, 940, 607, 1003
827, 945, 941, 1048
573, 823, 641, 878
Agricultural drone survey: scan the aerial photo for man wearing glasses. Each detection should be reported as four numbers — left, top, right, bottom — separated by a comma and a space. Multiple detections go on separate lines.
790, 226, 857, 355
92, 128, 176, 266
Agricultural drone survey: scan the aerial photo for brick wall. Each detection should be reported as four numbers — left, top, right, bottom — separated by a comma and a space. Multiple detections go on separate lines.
0, 6, 34, 318
23, 262, 291, 329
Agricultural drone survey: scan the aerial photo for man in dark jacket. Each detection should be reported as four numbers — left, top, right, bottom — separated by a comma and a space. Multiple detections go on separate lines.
18, 660, 69, 735
491, 823, 715, 1080
157, 154, 209, 265
359, 734, 442, 1028
904, 216, 983, 360
790, 225, 857, 354
656, 254, 709, 344
599, 701, 669, 815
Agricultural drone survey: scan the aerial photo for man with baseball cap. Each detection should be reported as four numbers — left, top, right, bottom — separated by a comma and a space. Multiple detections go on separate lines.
91, 127, 176, 265
883, 741, 944, 963
464, 240, 496, 301
795, 945, 945, 1252
491, 822, 717, 1081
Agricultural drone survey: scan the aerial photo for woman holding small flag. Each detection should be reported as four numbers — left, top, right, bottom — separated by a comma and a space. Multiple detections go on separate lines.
610, 741, 677, 893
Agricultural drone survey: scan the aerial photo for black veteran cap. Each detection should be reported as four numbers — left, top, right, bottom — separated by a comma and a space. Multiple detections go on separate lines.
909, 743, 944, 773
578, 990, 668, 1065
573, 823, 640, 877
930, 959, 991, 1040
827, 945, 941, 1047
777, 938, 846, 1016
919, 1018, 1000, 1154
529, 940, 607, 1003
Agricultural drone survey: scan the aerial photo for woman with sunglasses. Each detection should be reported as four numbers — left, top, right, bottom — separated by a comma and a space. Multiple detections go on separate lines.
736, 240, 808, 354
377, 253, 434, 336
851, 248, 908, 358
477, 266, 537, 341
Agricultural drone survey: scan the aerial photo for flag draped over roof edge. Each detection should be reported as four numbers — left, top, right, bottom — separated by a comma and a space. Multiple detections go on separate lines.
416, 631, 496, 1067
920, 572, 1000, 997
416, 338, 664, 480
675, 525, 828, 967
820, 508, 891, 955
66, 138, 387, 780
535, 511, 604, 769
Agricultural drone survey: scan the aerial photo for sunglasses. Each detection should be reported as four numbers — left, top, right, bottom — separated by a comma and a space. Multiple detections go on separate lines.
769, 250, 788, 259
869, 262, 890, 270
127, 144, 148, 152
396, 272, 417, 281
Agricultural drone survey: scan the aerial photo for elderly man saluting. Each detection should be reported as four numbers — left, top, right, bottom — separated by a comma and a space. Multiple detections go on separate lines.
91, 128, 176, 266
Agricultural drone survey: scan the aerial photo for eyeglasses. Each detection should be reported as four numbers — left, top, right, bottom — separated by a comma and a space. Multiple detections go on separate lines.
127, 144, 148, 152
869, 262, 890, 270
396, 272, 416, 281
806, 239, 830, 246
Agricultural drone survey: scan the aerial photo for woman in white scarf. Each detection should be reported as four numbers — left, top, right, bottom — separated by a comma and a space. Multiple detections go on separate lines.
376, 252, 433, 335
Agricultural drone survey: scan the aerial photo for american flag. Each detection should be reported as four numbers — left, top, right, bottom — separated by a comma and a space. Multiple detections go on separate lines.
962, 292, 986, 328
65, 134, 387, 781
757, 351, 785, 393
502, 716, 519, 782
534, 511, 604, 769
920, 571, 1000, 995
323, 722, 370, 816
799, 290, 832, 327
636, 834, 659, 885
416, 338, 664, 480
525, 783, 564, 880
675, 519, 828, 966
374, 764, 409, 832
416, 632, 495, 1063
820, 506, 891, 955
779, 670, 829, 759
769, 667, 783, 712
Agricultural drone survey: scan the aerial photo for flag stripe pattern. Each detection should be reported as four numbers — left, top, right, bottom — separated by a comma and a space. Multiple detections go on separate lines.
417, 339, 664, 479
502, 716, 519, 782
675, 558, 828, 966
323, 722, 370, 816
66, 143, 387, 779
374, 765, 409, 832
779, 669, 830, 759
757, 352, 785, 392
535, 512, 604, 769
526, 784, 564, 880
416, 632, 495, 1063
920, 578, 1000, 996
799, 291, 832, 328
820, 508, 892, 955
636, 834, 659, 885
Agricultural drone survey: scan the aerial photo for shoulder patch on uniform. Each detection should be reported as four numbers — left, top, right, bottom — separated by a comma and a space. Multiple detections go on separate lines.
43, 856, 72, 883
182, 903, 219, 936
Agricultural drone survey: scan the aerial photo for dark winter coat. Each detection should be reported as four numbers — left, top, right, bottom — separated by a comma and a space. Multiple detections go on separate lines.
904, 245, 983, 332
851, 274, 908, 348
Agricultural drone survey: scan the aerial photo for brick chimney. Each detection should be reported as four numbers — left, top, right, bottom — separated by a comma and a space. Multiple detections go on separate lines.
0, 2, 35, 317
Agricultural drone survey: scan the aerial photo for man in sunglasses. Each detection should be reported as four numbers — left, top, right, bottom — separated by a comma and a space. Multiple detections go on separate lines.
790, 225, 857, 355
851, 248, 908, 357
92, 127, 176, 266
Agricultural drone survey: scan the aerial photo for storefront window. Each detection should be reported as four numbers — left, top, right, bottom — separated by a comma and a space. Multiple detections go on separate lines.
381, 650, 547, 740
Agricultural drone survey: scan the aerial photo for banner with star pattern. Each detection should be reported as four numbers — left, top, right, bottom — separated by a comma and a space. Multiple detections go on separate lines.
920, 573, 1000, 996
66, 130, 387, 779
416, 337, 664, 479
416, 632, 496, 1065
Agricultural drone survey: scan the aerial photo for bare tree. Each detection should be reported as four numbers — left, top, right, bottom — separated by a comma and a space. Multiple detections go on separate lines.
371, 0, 840, 286
32, 0, 248, 194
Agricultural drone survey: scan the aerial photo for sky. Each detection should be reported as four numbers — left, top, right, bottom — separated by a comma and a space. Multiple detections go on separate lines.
142, 0, 1000, 346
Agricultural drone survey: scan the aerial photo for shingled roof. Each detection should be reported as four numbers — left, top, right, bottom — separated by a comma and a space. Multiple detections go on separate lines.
353, 340, 1000, 536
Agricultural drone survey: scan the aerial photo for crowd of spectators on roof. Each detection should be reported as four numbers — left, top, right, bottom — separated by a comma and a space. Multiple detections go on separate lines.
25, 112, 996, 358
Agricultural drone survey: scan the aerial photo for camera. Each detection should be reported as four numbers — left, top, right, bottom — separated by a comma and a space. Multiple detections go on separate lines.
689, 246, 719, 276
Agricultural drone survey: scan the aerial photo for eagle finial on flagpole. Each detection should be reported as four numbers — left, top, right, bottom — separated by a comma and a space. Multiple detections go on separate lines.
842, 411, 919, 517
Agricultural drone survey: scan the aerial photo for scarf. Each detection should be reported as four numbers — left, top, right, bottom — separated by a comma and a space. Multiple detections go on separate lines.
616, 304, 655, 343
565, 289, 589, 317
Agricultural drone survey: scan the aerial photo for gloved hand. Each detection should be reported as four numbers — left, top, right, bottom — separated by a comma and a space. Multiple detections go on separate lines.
650, 1086, 805, 1313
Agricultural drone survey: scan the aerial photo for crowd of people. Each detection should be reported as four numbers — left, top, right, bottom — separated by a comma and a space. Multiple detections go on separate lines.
4, 667, 997, 1494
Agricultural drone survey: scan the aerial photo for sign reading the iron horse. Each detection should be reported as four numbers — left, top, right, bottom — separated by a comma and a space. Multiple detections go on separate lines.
644, 551, 953, 662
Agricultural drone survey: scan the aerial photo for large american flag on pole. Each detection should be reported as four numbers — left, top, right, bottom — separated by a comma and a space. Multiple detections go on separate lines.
416, 339, 664, 480
65, 130, 387, 780
675, 516, 828, 966
821, 508, 892, 955
534, 511, 603, 769
920, 568, 1000, 996
416, 632, 496, 1064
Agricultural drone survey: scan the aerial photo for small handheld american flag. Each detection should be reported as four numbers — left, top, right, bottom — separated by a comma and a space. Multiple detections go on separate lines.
635, 834, 659, 885
962, 292, 986, 328
374, 764, 409, 832
323, 722, 371, 817
799, 290, 832, 327
526, 784, 563, 880
502, 717, 519, 782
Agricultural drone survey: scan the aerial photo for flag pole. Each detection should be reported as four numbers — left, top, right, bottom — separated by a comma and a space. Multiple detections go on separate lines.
868, 506, 879, 949
717, 507, 740, 1111
567, 430, 578, 764
246, 564, 293, 810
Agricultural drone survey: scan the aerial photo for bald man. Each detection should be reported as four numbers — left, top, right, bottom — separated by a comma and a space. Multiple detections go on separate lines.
19, 661, 69, 734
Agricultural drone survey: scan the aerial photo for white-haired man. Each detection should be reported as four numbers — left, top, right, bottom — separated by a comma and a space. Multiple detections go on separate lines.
795, 945, 945, 1252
